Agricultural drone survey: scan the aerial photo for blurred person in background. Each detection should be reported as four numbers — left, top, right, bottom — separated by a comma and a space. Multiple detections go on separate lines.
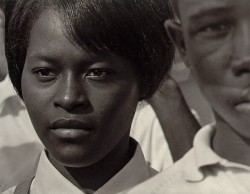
127, 0, 250, 193
0, 1, 42, 192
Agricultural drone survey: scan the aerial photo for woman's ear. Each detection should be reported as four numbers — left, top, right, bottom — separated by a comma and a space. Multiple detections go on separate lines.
164, 20, 187, 61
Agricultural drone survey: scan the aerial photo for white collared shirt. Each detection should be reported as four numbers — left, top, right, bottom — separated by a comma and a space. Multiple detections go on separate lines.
126, 124, 250, 194
3, 139, 156, 194
0, 76, 42, 192
131, 104, 173, 172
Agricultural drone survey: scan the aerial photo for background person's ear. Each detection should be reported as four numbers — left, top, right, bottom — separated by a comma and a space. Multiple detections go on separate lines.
164, 20, 187, 62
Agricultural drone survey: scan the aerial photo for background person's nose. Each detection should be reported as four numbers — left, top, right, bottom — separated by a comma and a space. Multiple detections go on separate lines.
54, 74, 89, 112
232, 58, 250, 76
232, 22, 250, 76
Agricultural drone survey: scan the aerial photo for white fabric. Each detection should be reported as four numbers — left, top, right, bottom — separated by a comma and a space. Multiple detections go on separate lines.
130, 104, 173, 171
0, 76, 42, 192
126, 124, 250, 194
3, 139, 156, 194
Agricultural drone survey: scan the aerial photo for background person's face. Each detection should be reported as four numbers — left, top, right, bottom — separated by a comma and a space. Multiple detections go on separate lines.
178, 0, 250, 138
21, 10, 140, 167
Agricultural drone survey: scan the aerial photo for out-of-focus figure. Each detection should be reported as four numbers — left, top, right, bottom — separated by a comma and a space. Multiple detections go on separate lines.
0, 4, 43, 192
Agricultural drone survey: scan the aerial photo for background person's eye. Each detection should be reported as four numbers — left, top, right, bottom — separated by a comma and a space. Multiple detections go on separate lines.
196, 21, 234, 39
203, 24, 232, 32
200, 22, 232, 33
33, 68, 57, 81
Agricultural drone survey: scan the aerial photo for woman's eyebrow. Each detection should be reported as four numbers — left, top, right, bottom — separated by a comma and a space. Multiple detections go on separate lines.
26, 55, 64, 67
26, 53, 111, 68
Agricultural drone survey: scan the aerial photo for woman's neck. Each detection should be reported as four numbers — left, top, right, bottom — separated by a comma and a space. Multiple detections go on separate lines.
48, 135, 132, 192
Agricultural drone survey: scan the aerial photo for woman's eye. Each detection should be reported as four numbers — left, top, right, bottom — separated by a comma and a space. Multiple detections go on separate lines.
33, 68, 57, 81
86, 69, 114, 80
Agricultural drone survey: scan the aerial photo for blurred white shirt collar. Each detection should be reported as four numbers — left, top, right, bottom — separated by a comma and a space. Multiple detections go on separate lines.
0, 75, 24, 113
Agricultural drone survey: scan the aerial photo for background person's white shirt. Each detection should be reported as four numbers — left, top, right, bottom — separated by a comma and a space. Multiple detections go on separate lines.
0, 76, 43, 192
131, 104, 173, 171
125, 124, 250, 194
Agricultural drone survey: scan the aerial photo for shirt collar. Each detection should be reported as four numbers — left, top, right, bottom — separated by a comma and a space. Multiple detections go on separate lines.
32, 138, 153, 194
183, 124, 250, 182
97, 138, 155, 194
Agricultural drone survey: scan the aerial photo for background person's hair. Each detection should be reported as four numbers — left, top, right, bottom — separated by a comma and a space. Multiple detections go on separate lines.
0, 0, 6, 11
6, 0, 174, 100
170, 0, 179, 19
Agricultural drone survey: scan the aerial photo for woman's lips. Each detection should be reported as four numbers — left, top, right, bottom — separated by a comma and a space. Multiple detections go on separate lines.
51, 119, 92, 129
50, 119, 93, 139
51, 128, 92, 139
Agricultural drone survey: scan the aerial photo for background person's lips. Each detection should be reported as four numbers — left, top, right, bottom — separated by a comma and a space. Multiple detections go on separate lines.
235, 102, 250, 113
233, 93, 250, 113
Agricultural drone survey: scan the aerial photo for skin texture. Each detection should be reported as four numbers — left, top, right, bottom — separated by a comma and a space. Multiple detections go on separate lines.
21, 10, 140, 189
166, 0, 250, 166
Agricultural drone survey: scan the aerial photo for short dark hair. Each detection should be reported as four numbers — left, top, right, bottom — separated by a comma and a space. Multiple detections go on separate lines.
6, 0, 174, 100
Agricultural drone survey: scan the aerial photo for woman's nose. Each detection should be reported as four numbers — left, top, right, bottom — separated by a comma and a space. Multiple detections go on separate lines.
53, 75, 90, 112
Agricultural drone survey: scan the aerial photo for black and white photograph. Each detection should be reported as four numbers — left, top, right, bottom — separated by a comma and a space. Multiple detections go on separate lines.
0, 0, 249, 193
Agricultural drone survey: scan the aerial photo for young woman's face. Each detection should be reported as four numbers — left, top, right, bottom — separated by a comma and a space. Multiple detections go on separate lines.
21, 10, 140, 167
